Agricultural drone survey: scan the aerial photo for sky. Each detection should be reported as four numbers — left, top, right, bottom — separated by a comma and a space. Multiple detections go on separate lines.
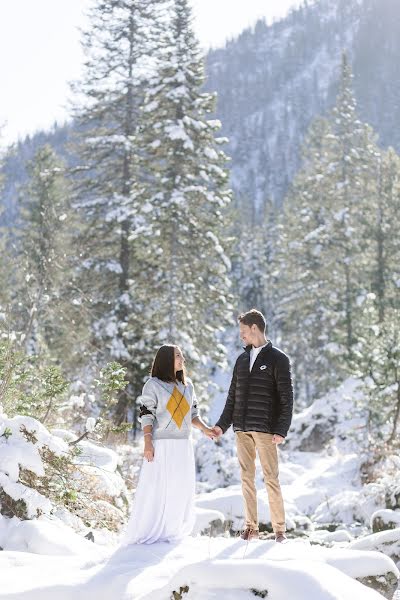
0, 0, 301, 147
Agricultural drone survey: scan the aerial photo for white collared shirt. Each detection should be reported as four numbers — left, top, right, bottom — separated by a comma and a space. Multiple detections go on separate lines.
249, 343, 268, 371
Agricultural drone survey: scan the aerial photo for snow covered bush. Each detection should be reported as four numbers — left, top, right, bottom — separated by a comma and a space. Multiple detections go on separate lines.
0, 406, 129, 530
0, 408, 72, 520
0, 328, 131, 531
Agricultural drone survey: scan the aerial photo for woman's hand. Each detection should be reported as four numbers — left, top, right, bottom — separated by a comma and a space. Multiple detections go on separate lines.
144, 438, 154, 462
202, 426, 218, 440
192, 417, 218, 439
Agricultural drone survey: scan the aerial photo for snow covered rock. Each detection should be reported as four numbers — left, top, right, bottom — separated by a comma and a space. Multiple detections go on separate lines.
0, 412, 69, 519
157, 557, 390, 600
0, 514, 107, 558
349, 528, 400, 563
310, 529, 355, 544
372, 509, 400, 533
192, 507, 225, 535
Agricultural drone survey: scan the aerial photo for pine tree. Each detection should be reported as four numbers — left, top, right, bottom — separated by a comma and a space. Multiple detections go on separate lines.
351, 144, 400, 443
131, 0, 233, 395
278, 54, 378, 401
278, 116, 339, 402
364, 147, 400, 320
0, 146, 11, 311
353, 296, 400, 443
235, 198, 280, 340
71, 0, 168, 426
325, 52, 369, 359
17, 145, 82, 366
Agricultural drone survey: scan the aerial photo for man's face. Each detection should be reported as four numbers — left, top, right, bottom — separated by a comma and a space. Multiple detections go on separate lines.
239, 323, 256, 346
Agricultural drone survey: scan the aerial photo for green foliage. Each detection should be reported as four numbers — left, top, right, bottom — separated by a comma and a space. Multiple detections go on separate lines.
91, 362, 132, 437
0, 426, 12, 440
0, 347, 129, 527
96, 362, 128, 398
0, 331, 68, 422
352, 295, 400, 441
0, 316, 129, 438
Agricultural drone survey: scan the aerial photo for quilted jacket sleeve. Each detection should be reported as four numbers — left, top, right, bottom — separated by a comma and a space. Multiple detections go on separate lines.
215, 360, 238, 433
273, 353, 294, 438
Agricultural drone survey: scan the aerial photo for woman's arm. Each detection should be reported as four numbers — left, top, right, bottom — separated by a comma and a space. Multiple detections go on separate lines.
192, 416, 217, 439
189, 382, 216, 439
143, 424, 154, 461
138, 380, 158, 462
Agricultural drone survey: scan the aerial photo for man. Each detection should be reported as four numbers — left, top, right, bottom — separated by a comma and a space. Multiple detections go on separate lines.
213, 309, 293, 543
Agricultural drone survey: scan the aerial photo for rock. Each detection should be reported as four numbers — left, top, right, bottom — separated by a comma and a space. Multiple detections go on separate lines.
349, 528, 400, 563
291, 515, 314, 532
371, 510, 400, 533
299, 422, 335, 452
193, 507, 226, 536
311, 529, 354, 544
357, 572, 398, 599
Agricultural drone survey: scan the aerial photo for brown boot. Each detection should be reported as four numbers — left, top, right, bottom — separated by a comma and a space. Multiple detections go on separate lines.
240, 527, 259, 541
275, 532, 288, 543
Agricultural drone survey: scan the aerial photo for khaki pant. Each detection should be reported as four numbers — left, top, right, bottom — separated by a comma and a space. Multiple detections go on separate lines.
236, 431, 286, 533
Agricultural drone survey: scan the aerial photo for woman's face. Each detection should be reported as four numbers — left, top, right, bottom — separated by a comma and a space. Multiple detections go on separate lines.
174, 347, 185, 373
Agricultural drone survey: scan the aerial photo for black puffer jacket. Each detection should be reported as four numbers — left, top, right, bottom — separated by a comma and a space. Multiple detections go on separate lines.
216, 341, 294, 438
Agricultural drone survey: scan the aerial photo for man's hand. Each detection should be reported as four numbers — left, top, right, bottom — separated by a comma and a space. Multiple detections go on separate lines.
272, 434, 285, 445
212, 426, 223, 438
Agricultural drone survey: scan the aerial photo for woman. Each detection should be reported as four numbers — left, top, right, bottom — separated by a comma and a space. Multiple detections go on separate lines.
120, 344, 216, 545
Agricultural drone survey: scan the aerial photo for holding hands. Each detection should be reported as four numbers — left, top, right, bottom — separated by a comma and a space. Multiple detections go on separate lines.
202, 426, 219, 440
210, 426, 284, 445
212, 426, 223, 438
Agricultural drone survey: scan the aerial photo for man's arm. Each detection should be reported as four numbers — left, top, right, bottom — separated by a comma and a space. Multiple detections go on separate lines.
273, 353, 294, 438
215, 361, 238, 434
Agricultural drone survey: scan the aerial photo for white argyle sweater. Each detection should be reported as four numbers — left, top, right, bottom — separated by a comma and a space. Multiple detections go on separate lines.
138, 377, 199, 440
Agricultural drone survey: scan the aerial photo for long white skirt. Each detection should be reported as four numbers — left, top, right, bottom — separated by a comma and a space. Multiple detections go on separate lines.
120, 438, 196, 545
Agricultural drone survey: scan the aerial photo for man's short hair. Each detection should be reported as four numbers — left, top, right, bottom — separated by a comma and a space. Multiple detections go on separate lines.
238, 309, 266, 333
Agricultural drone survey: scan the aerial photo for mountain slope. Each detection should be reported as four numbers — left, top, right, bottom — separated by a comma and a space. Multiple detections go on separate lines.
204, 0, 400, 214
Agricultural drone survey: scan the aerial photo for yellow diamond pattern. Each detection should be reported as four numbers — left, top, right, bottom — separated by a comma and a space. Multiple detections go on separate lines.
166, 385, 190, 429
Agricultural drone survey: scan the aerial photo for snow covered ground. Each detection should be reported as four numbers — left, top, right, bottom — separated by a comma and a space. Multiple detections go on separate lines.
1, 373, 400, 598
0, 531, 397, 599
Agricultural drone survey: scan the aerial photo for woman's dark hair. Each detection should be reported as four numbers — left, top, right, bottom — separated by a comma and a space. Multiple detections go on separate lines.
151, 344, 186, 384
